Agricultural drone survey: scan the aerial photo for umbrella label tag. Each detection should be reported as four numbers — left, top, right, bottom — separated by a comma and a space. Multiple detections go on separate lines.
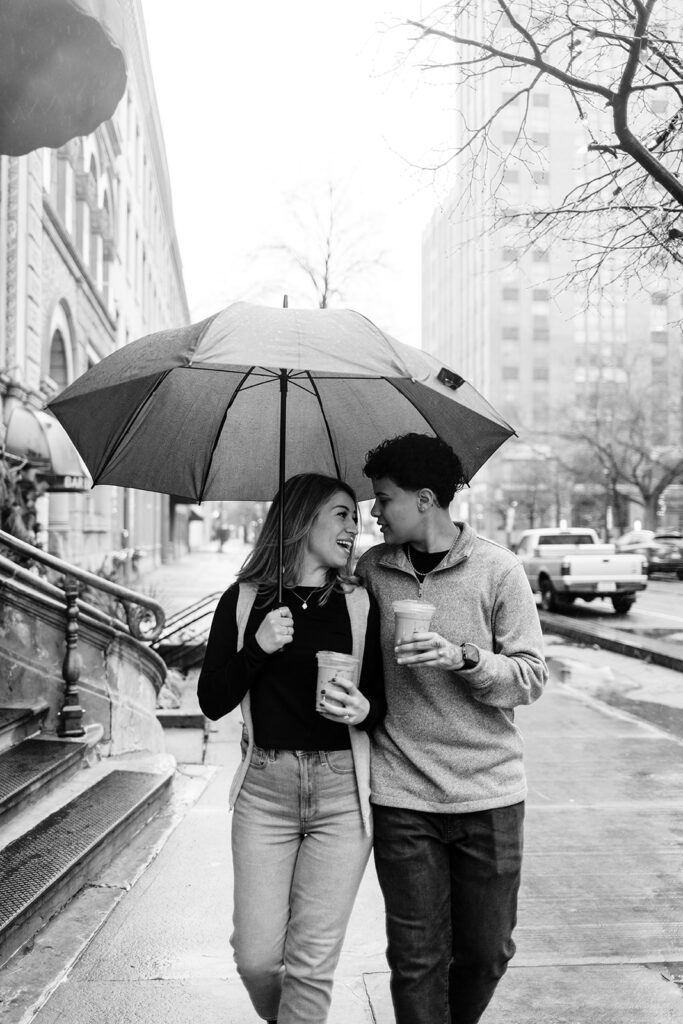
437, 368, 465, 391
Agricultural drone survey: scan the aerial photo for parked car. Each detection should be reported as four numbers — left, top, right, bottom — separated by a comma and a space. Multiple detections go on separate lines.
516, 527, 648, 614
614, 530, 683, 579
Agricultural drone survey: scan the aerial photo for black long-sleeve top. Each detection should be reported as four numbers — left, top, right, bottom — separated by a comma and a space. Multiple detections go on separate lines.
197, 583, 385, 750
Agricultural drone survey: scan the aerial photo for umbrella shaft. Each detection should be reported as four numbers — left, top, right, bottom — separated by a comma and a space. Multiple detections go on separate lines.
277, 369, 288, 604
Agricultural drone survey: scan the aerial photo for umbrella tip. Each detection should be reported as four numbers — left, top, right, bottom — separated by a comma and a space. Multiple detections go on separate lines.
283, 294, 289, 308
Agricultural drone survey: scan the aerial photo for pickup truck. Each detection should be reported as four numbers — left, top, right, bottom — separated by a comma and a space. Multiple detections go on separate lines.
515, 528, 648, 615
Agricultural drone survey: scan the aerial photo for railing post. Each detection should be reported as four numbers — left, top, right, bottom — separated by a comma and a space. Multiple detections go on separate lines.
58, 576, 86, 738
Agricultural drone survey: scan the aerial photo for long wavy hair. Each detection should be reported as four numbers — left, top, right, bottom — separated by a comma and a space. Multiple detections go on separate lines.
236, 473, 358, 606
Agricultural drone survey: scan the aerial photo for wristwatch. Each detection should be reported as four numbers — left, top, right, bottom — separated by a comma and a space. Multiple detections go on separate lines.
459, 642, 480, 670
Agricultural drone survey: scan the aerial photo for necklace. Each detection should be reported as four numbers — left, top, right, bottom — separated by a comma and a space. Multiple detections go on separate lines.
405, 546, 428, 581
405, 545, 449, 580
288, 584, 327, 610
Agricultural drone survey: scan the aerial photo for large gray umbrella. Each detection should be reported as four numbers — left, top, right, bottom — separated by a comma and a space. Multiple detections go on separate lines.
49, 301, 516, 598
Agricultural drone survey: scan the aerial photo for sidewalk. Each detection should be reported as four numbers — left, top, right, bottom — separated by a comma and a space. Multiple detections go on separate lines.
19, 550, 683, 1022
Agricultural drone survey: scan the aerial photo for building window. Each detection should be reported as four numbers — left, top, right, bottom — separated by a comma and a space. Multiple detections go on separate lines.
532, 132, 549, 146
532, 170, 549, 186
533, 364, 550, 380
651, 292, 668, 306
532, 93, 550, 107
532, 249, 550, 263
49, 331, 69, 389
502, 246, 519, 263
502, 131, 519, 145
503, 287, 519, 301
502, 168, 519, 183
502, 325, 519, 340
502, 366, 519, 380
532, 288, 550, 302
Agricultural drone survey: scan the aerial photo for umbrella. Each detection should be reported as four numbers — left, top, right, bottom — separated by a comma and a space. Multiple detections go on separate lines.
49, 300, 516, 599
0, 0, 127, 156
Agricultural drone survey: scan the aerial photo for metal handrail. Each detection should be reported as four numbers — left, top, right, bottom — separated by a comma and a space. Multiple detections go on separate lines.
163, 590, 223, 630
0, 528, 165, 641
154, 591, 221, 646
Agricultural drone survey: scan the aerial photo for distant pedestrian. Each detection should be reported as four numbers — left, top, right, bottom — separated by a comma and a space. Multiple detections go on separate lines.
356, 433, 547, 1024
198, 473, 385, 1024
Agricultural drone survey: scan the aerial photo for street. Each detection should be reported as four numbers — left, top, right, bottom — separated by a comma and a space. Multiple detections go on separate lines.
538, 575, 683, 645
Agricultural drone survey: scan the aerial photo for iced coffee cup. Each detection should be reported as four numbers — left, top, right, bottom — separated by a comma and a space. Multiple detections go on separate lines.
392, 600, 436, 646
315, 651, 359, 711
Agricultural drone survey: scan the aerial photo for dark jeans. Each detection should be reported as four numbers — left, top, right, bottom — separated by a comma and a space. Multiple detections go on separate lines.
373, 802, 524, 1024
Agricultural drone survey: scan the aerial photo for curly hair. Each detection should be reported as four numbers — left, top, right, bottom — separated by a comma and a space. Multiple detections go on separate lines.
363, 433, 467, 508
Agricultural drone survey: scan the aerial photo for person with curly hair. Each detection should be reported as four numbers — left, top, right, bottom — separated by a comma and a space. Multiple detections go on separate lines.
198, 473, 385, 1024
356, 433, 547, 1024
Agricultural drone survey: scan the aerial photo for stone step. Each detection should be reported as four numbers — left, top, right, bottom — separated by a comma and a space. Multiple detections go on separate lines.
0, 737, 88, 819
0, 701, 50, 754
0, 767, 173, 967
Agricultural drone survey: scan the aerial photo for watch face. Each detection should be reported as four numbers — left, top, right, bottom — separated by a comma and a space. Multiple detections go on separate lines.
462, 643, 480, 668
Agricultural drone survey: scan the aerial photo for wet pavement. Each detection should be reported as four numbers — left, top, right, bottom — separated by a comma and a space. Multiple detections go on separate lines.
5, 547, 683, 1022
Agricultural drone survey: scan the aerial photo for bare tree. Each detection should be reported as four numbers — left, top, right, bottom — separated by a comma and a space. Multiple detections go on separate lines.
553, 372, 683, 528
401, 0, 683, 286
266, 180, 386, 308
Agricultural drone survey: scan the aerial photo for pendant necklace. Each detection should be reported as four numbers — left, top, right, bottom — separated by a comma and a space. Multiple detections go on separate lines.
288, 584, 327, 611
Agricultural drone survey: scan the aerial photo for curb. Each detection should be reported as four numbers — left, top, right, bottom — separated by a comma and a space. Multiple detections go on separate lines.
539, 611, 683, 673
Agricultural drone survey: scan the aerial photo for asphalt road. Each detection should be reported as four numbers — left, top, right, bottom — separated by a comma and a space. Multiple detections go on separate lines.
538, 575, 683, 643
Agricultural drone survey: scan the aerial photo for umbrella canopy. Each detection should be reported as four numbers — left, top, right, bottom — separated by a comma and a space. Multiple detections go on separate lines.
49, 301, 515, 503
0, 0, 127, 156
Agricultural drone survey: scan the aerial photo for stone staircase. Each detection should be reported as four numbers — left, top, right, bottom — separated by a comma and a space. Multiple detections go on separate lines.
0, 701, 173, 967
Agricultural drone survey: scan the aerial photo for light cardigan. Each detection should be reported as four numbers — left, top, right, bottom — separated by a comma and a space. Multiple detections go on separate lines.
228, 582, 373, 835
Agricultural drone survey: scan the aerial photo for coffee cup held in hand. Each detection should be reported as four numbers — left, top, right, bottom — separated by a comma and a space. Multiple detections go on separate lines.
392, 600, 436, 646
315, 651, 359, 712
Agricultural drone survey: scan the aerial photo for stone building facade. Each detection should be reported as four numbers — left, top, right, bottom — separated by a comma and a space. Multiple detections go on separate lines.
0, 0, 191, 573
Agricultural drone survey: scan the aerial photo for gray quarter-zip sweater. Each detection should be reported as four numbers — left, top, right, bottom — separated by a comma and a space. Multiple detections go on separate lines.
356, 522, 547, 813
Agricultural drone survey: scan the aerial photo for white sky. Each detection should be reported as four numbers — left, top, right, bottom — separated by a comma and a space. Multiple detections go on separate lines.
140, 1, 456, 345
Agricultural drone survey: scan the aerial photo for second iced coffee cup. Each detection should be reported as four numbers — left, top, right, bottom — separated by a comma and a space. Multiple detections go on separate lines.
392, 600, 436, 645
315, 651, 359, 712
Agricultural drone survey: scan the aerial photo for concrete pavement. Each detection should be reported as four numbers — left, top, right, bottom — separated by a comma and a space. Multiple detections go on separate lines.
10, 547, 683, 1022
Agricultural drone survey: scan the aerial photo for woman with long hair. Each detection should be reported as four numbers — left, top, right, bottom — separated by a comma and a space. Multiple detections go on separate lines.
198, 473, 384, 1024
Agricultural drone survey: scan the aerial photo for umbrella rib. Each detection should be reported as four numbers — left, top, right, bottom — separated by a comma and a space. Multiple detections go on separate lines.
197, 366, 256, 502
304, 372, 342, 480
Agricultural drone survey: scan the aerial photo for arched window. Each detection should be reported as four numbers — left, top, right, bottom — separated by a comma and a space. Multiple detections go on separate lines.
43, 301, 75, 394
49, 330, 69, 390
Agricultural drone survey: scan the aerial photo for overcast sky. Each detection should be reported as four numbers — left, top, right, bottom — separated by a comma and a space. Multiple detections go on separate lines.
140, 1, 455, 345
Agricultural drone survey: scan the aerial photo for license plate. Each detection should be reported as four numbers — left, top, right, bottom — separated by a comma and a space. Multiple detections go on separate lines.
597, 582, 616, 593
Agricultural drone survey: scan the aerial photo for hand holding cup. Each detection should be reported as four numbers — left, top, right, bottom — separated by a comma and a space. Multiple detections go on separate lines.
395, 631, 462, 669
318, 673, 370, 726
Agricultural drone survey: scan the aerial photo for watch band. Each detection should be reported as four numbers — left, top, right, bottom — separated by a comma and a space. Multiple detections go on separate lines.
460, 642, 480, 670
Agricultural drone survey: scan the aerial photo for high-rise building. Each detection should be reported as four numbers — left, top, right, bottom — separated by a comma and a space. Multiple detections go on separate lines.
422, 54, 683, 539
0, 0, 191, 572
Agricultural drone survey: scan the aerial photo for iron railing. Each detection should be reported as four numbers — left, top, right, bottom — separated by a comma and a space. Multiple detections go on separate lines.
0, 529, 167, 738
0, 529, 165, 641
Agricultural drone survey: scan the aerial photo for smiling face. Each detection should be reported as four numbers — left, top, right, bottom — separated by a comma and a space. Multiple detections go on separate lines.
302, 489, 358, 579
370, 477, 424, 547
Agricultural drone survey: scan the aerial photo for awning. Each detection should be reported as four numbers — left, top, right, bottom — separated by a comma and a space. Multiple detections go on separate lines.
4, 406, 92, 492
0, 0, 127, 156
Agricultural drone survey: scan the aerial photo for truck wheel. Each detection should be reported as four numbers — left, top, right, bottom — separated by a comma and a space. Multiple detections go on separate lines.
540, 580, 558, 613
611, 595, 634, 615
677, 570, 683, 581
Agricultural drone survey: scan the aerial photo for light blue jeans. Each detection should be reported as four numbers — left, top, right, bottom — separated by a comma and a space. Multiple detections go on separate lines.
231, 745, 372, 1024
